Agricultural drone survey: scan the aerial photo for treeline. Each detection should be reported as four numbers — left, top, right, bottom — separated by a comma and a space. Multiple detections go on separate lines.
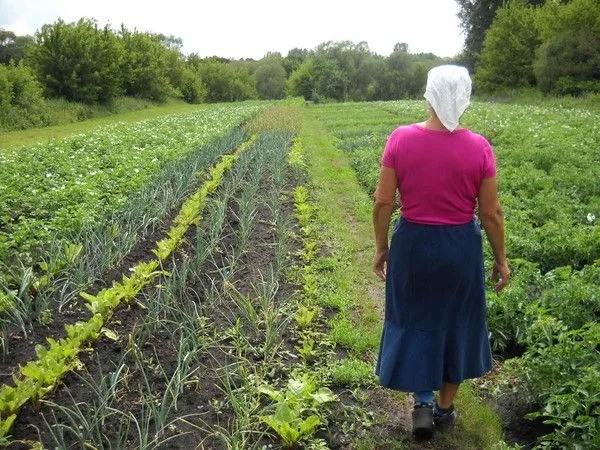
456, 0, 600, 95
0, 19, 442, 131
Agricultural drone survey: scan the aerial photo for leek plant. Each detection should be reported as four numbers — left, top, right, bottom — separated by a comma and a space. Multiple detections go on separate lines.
0, 129, 246, 336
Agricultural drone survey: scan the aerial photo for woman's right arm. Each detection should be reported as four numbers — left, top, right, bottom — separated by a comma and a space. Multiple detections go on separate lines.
478, 177, 510, 292
372, 166, 397, 281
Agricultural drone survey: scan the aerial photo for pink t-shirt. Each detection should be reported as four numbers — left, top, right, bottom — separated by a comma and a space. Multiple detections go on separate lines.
381, 124, 497, 225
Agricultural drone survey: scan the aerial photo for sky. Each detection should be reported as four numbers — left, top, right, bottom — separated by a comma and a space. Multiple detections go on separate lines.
0, 0, 464, 59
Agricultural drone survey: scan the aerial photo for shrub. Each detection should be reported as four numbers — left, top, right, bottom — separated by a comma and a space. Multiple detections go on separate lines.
534, 30, 600, 95
27, 18, 123, 104
119, 29, 178, 102
0, 63, 48, 130
475, 2, 540, 92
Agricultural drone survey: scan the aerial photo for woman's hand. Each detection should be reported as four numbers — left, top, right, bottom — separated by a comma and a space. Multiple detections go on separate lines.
373, 166, 396, 282
373, 249, 388, 281
491, 260, 510, 292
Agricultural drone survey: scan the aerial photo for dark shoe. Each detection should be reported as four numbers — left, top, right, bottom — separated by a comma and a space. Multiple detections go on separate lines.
412, 402, 434, 439
433, 403, 458, 430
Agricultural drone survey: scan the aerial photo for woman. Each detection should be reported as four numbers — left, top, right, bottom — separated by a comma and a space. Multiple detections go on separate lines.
372, 65, 510, 439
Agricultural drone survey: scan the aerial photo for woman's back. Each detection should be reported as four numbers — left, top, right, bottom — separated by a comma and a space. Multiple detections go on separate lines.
382, 124, 496, 225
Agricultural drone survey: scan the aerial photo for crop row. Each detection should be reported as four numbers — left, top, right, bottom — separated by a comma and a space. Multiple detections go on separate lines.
0, 102, 265, 280
0, 136, 256, 442
310, 101, 600, 448
0, 127, 250, 361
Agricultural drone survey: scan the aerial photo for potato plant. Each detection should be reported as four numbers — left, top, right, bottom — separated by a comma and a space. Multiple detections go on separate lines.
312, 100, 600, 449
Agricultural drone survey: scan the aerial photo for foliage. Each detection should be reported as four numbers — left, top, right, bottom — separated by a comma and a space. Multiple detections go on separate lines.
245, 105, 302, 135
0, 29, 34, 64
16, 19, 209, 107
475, 1, 540, 92
293, 305, 318, 329
328, 358, 376, 387
255, 56, 287, 99
534, 29, 600, 95
472, 0, 600, 95
27, 18, 124, 104
0, 63, 48, 129
506, 323, 600, 448
454, 0, 544, 70
311, 99, 600, 447
287, 59, 315, 101
119, 27, 179, 102
287, 41, 441, 102
0, 103, 263, 273
177, 65, 207, 104
534, 0, 600, 41
259, 374, 337, 447
194, 57, 258, 102
454, 0, 506, 70
0, 134, 253, 438
283, 48, 309, 75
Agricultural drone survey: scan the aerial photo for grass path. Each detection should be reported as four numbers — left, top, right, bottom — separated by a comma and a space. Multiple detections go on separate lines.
300, 106, 509, 449
0, 101, 208, 150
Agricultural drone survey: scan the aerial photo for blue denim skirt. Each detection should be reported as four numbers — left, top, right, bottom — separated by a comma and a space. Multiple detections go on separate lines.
376, 218, 493, 391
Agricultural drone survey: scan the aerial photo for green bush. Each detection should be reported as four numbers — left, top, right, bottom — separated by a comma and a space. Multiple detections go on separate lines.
506, 323, 600, 448
197, 58, 257, 102
255, 57, 287, 99
534, 30, 600, 95
178, 66, 206, 104
475, 2, 539, 92
119, 29, 178, 102
0, 63, 48, 130
27, 18, 123, 104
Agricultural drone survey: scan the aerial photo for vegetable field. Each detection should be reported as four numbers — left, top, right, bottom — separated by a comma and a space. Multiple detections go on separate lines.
0, 100, 598, 449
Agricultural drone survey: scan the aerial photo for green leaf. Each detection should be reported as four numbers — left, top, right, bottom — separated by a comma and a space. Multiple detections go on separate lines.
260, 414, 300, 446
273, 403, 297, 423
79, 291, 97, 303
299, 414, 321, 434
0, 414, 16, 437
258, 385, 283, 402
311, 388, 337, 405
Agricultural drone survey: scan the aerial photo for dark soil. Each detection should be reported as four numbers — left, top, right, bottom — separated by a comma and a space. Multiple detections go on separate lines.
495, 393, 554, 449
3, 144, 552, 449
0, 178, 198, 387
6, 147, 304, 448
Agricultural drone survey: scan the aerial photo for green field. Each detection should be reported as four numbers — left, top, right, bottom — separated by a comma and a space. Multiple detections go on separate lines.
0, 100, 597, 449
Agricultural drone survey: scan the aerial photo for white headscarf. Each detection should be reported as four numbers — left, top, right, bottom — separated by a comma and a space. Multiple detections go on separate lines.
423, 65, 472, 132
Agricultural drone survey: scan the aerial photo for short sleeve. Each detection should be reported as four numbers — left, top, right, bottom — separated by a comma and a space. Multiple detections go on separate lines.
482, 140, 497, 178
381, 129, 399, 168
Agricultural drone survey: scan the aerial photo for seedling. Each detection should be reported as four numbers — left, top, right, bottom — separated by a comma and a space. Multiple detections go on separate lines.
294, 305, 318, 329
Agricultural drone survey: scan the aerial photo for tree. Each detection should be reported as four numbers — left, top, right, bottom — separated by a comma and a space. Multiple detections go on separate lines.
0, 63, 48, 129
378, 44, 440, 100
534, 0, 600, 95
455, 0, 505, 70
119, 27, 178, 102
534, 0, 598, 41
27, 19, 123, 103
178, 65, 207, 103
255, 57, 287, 99
0, 29, 34, 64
283, 48, 308, 75
310, 52, 348, 101
535, 30, 600, 95
197, 58, 257, 102
475, 1, 540, 92
455, 0, 544, 70
287, 58, 315, 100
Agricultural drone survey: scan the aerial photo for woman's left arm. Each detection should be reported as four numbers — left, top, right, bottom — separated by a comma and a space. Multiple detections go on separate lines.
373, 166, 398, 280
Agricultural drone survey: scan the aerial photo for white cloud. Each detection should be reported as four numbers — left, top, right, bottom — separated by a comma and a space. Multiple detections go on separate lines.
0, 0, 464, 58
